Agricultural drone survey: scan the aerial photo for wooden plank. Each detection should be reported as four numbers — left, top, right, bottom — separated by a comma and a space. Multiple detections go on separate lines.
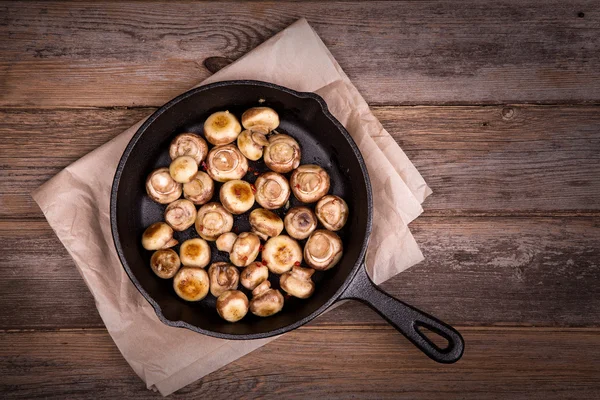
1, 216, 598, 329
0, 327, 598, 399
1, 1, 599, 107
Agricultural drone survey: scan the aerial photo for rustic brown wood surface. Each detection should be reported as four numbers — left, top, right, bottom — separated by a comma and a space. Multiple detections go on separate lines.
1, 1, 599, 399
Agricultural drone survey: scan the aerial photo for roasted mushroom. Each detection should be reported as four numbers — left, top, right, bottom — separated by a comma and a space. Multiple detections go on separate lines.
280, 265, 315, 299
179, 238, 211, 268
169, 156, 199, 184
254, 172, 290, 210
219, 180, 255, 214
208, 262, 240, 297
150, 249, 181, 279
195, 202, 234, 241
261, 235, 302, 274
237, 130, 270, 161
169, 133, 208, 164
230, 232, 261, 267
249, 281, 284, 317
142, 222, 177, 250
183, 171, 214, 205
304, 230, 343, 271
241, 107, 280, 134
315, 195, 349, 231
216, 290, 249, 323
203, 111, 242, 146
240, 261, 269, 290
290, 164, 330, 203
216, 232, 237, 253
206, 144, 249, 182
249, 208, 284, 240
284, 207, 317, 240
164, 199, 197, 231
263, 134, 301, 173
146, 167, 182, 204
173, 267, 209, 301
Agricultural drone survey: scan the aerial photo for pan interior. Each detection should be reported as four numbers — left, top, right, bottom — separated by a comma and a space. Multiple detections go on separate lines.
113, 82, 370, 337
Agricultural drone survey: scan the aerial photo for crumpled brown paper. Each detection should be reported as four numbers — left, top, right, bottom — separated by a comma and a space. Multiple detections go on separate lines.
32, 19, 431, 396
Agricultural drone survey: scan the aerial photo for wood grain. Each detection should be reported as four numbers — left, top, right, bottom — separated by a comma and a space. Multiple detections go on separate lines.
1, 1, 599, 107
1, 327, 598, 399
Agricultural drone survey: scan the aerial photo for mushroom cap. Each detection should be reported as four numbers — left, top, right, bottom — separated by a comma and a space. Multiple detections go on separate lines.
179, 238, 211, 268
169, 133, 208, 164
195, 202, 234, 241
208, 262, 240, 297
284, 206, 317, 240
261, 235, 302, 274
249, 208, 284, 240
230, 232, 261, 267
146, 167, 182, 204
169, 156, 199, 184
254, 172, 291, 210
142, 222, 177, 250
173, 267, 210, 301
206, 144, 249, 182
240, 261, 269, 290
237, 130, 269, 161
315, 195, 349, 231
241, 107, 280, 134
183, 171, 214, 205
164, 199, 197, 231
280, 265, 316, 299
304, 229, 343, 271
290, 164, 330, 203
216, 290, 249, 323
263, 134, 301, 173
219, 180, 255, 215
150, 249, 181, 279
249, 280, 284, 317
203, 111, 242, 146
216, 232, 238, 253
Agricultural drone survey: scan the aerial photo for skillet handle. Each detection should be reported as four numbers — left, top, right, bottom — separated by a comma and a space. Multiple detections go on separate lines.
339, 265, 464, 364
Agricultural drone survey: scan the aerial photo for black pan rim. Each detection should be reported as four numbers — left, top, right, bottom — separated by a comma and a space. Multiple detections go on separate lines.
110, 79, 373, 340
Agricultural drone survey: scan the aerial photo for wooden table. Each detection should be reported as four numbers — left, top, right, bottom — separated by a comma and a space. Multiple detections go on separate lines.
1, 1, 599, 398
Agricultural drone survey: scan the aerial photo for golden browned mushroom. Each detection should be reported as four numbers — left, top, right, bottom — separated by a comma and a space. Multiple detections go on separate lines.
142, 222, 177, 250
150, 249, 181, 279
254, 172, 290, 210
169, 156, 199, 184
240, 261, 269, 290
280, 265, 315, 299
304, 230, 343, 271
206, 144, 249, 182
164, 199, 197, 231
203, 111, 242, 146
237, 129, 270, 161
216, 290, 249, 322
315, 195, 349, 231
216, 232, 237, 253
169, 133, 208, 164
241, 107, 280, 134
173, 267, 209, 301
146, 167, 182, 204
183, 171, 214, 205
261, 235, 302, 274
284, 207, 317, 240
290, 164, 330, 203
195, 202, 234, 241
179, 238, 211, 268
263, 134, 301, 173
249, 208, 284, 240
229, 232, 261, 267
208, 262, 239, 297
219, 180, 255, 214
249, 281, 284, 317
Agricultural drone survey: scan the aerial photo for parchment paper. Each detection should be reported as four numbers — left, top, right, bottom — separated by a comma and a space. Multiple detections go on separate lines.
32, 19, 431, 396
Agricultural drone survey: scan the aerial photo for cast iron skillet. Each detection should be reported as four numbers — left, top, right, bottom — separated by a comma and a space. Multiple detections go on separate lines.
111, 80, 464, 363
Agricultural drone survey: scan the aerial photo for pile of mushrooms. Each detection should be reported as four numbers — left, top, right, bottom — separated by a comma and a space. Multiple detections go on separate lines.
139, 106, 349, 323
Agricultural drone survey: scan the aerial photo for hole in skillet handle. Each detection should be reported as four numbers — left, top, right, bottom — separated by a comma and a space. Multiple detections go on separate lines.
338, 264, 465, 364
